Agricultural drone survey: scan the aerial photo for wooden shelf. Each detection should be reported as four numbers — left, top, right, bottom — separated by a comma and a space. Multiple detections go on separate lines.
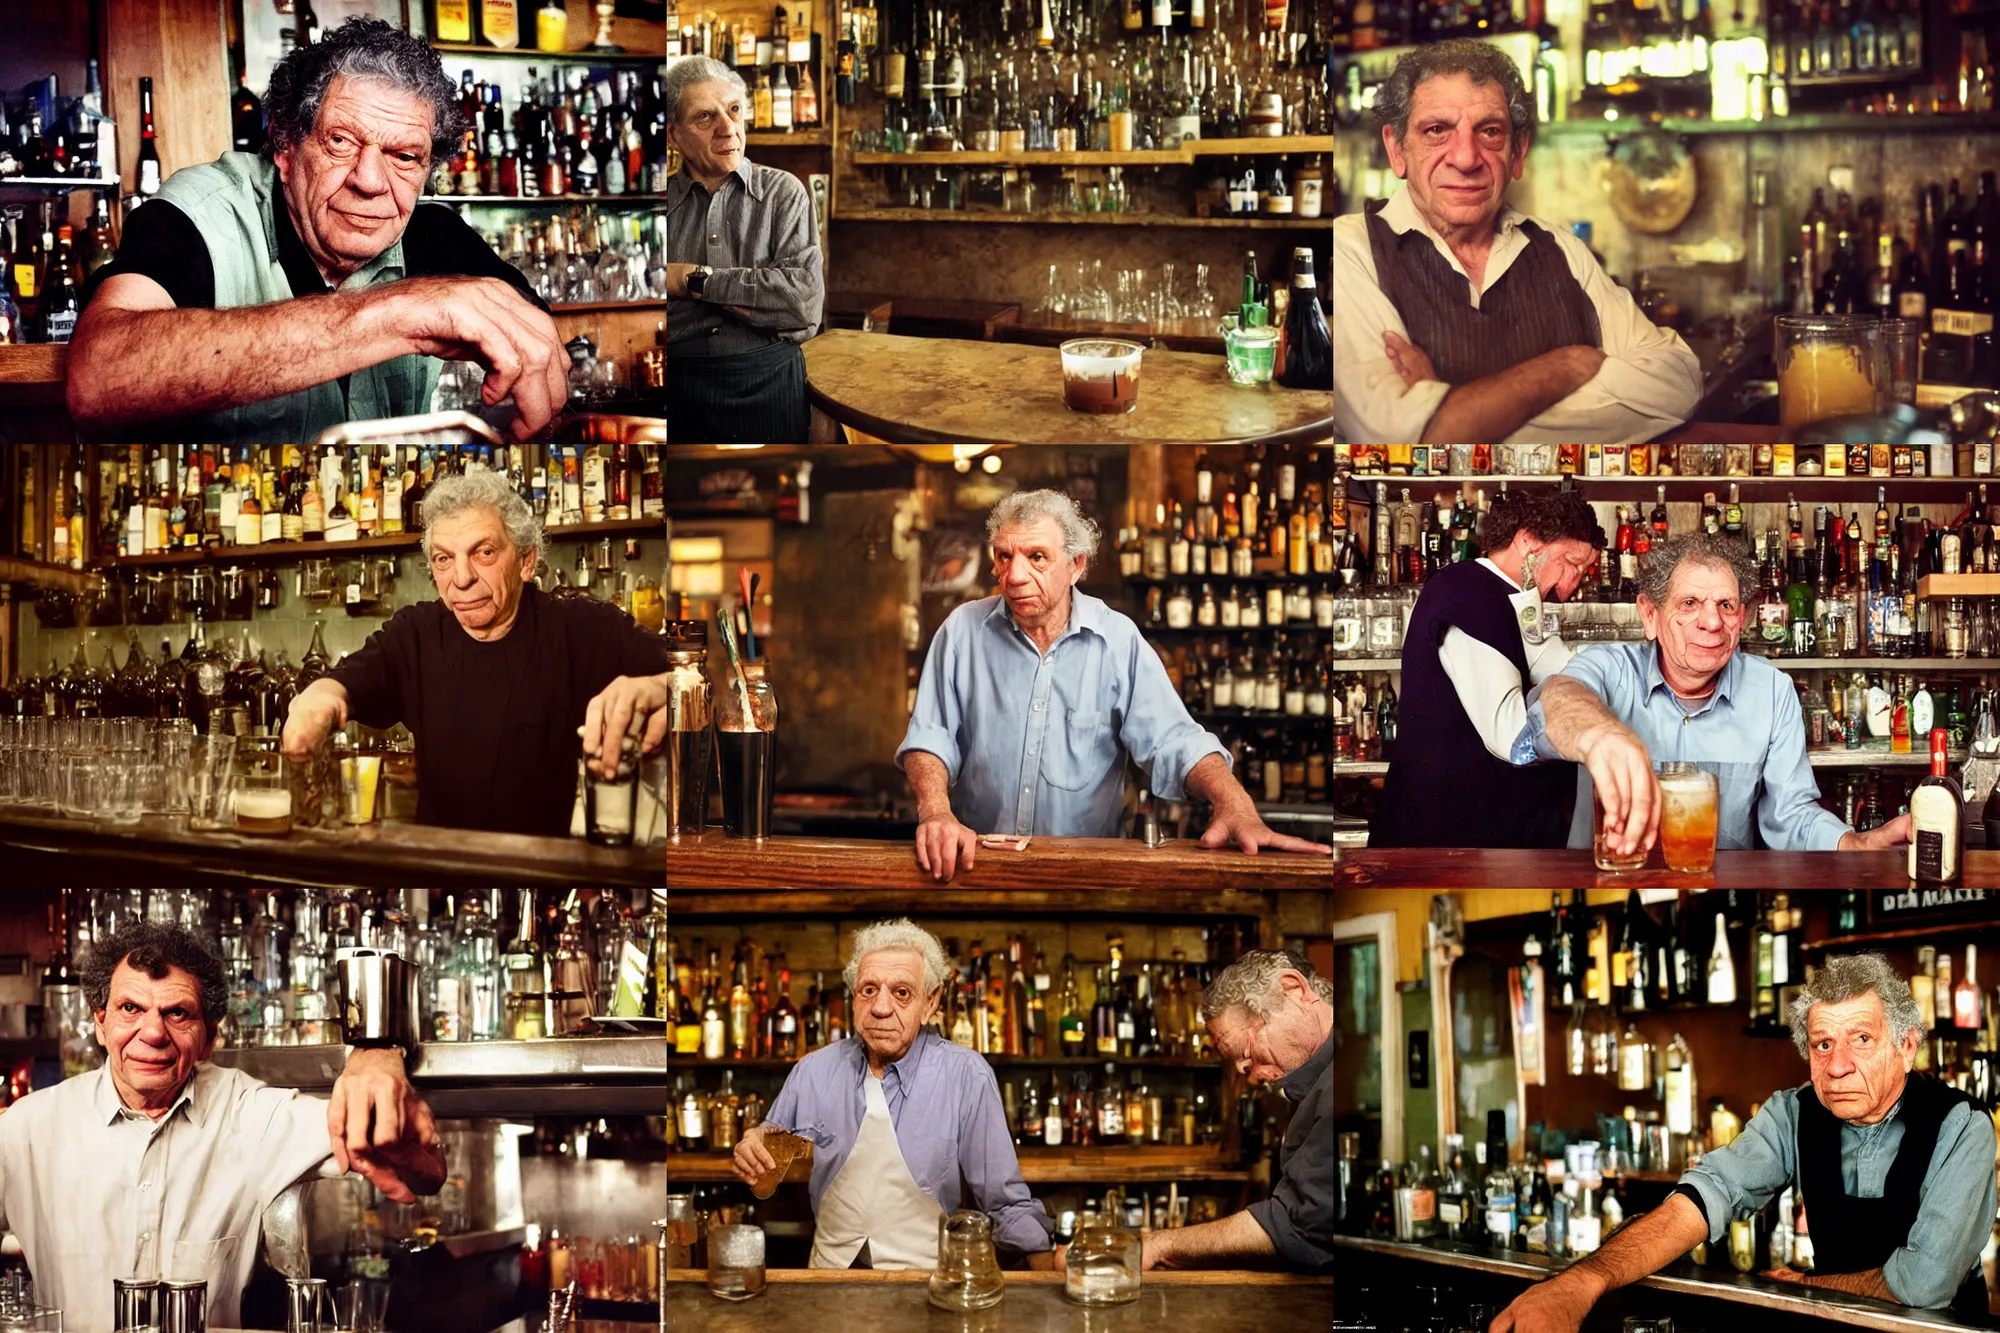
428, 41, 664, 63
833, 208, 1322, 228
427, 193, 666, 204
0, 555, 101, 597
1349, 475, 1985, 503
1536, 111, 2000, 136
666, 1146, 1248, 1184
748, 130, 833, 146
97, 517, 661, 568
0, 176, 119, 190
1808, 745, 1961, 768
1918, 574, 2000, 599
851, 136, 1332, 168
667, 1054, 1224, 1070
1804, 921, 2000, 952
549, 300, 668, 314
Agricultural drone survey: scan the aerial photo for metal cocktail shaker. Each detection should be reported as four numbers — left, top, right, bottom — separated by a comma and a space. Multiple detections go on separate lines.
160, 1278, 208, 1333
664, 619, 712, 840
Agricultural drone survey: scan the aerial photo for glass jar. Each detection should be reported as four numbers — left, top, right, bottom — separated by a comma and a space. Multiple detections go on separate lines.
927, 1211, 1005, 1311
1064, 1225, 1141, 1305
1774, 314, 1888, 430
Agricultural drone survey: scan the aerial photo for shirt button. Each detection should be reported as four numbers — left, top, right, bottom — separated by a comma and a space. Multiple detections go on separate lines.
1033, 701, 1044, 711
140, 1180, 152, 1190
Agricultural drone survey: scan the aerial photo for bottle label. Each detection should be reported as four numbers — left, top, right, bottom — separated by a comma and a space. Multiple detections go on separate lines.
1438, 1199, 1464, 1225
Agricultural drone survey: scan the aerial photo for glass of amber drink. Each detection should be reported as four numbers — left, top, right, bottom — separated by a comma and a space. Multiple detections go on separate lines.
1657, 762, 1719, 873
1592, 790, 1649, 872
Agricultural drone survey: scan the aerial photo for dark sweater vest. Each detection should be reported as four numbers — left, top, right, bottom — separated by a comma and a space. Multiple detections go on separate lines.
1364, 200, 1602, 386
1370, 561, 1574, 848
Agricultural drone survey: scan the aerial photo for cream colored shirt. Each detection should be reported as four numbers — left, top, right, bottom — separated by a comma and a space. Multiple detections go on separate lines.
1332, 184, 1704, 445
0, 1062, 344, 1331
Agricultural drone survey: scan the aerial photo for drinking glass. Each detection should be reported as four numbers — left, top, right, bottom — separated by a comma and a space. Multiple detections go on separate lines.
331, 1279, 388, 1333
663, 1196, 696, 1270
715, 677, 777, 840
1884, 317, 1921, 408
1059, 338, 1144, 414
1592, 790, 1649, 872
1221, 314, 1280, 385
233, 739, 294, 836
928, 1210, 1005, 1312
705, 1224, 765, 1301
182, 735, 237, 832
339, 754, 383, 825
1657, 762, 1720, 873
1774, 314, 1887, 429
113, 1277, 160, 1332
98, 761, 144, 825
1063, 1225, 1140, 1305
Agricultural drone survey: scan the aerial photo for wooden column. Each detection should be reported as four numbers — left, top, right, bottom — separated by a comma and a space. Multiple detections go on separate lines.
104, 0, 231, 194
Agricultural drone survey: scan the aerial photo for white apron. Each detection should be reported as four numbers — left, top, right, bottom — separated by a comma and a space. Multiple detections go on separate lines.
808, 1072, 943, 1270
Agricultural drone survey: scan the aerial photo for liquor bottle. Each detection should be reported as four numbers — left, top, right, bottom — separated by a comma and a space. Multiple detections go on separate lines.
1277, 249, 1331, 389
1059, 965, 1086, 1056
483, 0, 521, 48
1954, 945, 1982, 1029
36, 227, 79, 343
699, 970, 725, 1059
1481, 1110, 1516, 1252
503, 888, 547, 1040
1090, 966, 1117, 1056
1706, 911, 1737, 1004
138, 77, 162, 196
1910, 728, 1964, 884
536, 0, 568, 53
1437, 1134, 1471, 1240
768, 967, 802, 1059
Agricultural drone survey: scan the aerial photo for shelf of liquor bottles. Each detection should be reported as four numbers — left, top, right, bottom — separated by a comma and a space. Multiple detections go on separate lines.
98, 516, 663, 570
0, 178, 119, 192
1343, 473, 1990, 505
666, 1146, 1252, 1184
829, 207, 1327, 228
669, 1053, 1229, 1070
745, 129, 836, 146
427, 41, 668, 64
428, 193, 668, 204
1533, 111, 2000, 137
849, 136, 1336, 168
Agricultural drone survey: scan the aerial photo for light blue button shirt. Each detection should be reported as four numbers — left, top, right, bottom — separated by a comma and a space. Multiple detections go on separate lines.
1676, 1084, 1997, 1308
896, 591, 1229, 838
1514, 641, 1851, 851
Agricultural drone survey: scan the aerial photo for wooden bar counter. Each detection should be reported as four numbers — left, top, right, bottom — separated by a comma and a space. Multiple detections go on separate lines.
664, 829, 1333, 895
1328, 847, 2000, 890
666, 1269, 1331, 1332
802, 329, 1334, 446
0, 808, 663, 891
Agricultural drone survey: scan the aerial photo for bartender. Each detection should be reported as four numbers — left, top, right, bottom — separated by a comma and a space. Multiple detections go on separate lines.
67, 18, 566, 443
896, 489, 1334, 881
730, 919, 1054, 1269
0, 923, 445, 1332
1494, 953, 1997, 1329
280, 468, 671, 834
1372, 484, 1602, 848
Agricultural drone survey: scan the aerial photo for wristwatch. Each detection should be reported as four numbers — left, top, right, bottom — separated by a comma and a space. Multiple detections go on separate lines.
686, 265, 713, 299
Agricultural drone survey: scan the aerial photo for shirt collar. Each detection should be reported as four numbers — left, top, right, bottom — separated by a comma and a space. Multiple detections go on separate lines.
1476, 556, 1522, 591
984, 589, 1107, 648
1277, 1027, 1334, 1105
1640, 640, 1741, 710
1380, 181, 1527, 249
849, 1029, 935, 1090
93, 1062, 207, 1129
669, 156, 760, 207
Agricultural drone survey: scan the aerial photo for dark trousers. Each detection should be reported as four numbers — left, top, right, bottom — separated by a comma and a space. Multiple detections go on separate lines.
668, 339, 810, 443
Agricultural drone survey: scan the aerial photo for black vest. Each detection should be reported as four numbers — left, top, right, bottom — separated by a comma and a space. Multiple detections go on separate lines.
1370, 561, 1574, 849
1363, 200, 1602, 389
1797, 1073, 1988, 1312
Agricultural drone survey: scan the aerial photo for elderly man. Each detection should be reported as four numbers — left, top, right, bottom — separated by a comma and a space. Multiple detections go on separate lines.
0, 923, 445, 1331
665, 55, 825, 444
68, 19, 567, 443
896, 489, 1333, 881
1056, 949, 1333, 1274
1333, 39, 1702, 445
280, 468, 671, 834
1495, 953, 1998, 1330
732, 919, 1053, 1269
1513, 531, 1910, 858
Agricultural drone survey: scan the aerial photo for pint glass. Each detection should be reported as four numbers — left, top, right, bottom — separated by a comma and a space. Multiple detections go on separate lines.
1657, 763, 1720, 873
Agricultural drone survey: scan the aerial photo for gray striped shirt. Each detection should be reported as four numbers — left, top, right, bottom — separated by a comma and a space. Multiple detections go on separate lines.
666, 158, 824, 358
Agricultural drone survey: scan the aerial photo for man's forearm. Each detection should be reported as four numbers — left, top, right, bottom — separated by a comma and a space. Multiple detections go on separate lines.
68, 290, 409, 428
1791, 1267, 1896, 1300
1184, 752, 1252, 811
1420, 345, 1601, 445
1148, 1209, 1278, 1268
905, 750, 955, 820
1536, 676, 1625, 762
1560, 1192, 1709, 1302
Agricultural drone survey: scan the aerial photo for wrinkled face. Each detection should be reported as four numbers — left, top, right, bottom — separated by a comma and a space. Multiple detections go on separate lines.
1638, 560, 1746, 687
668, 80, 745, 181
274, 76, 434, 280
1382, 72, 1525, 236
992, 517, 1084, 630
1208, 976, 1326, 1086
427, 506, 536, 633
95, 960, 214, 1106
1806, 993, 1916, 1125
852, 948, 940, 1066
1524, 536, 1598, 603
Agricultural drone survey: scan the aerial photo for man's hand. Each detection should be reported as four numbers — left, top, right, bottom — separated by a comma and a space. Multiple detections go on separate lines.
281, 679, 349, 764
1384, 330, 1441, 390
914, 812, 980, 882
369, 276, 570, 440
1576, 720, 1659, 858
1049, 1243, 1069, 1272
1840, 813, 1912, 851
667, 263, 697, 299
732, 1122, 777, 1186
581, 673, 669, 780
1023, 1249, 1057, 1271
1490, 1273, 1600, 1333
328, 1048, 445, 1203
1199, 800, 1335, 856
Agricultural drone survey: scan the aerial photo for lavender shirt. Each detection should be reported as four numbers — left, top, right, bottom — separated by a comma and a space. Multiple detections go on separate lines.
766, 1031, 1054, 1256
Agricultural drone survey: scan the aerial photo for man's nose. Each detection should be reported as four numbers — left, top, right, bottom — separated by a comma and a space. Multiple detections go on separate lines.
348, 143, 392, 194
1696, 602, 1723, 631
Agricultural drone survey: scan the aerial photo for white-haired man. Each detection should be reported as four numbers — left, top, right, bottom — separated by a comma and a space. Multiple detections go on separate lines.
665, 54, 825, 443
279, 468, 671, 834
1494, 953, 1997, 1331
1057, 947, 1334, 1275
896, 489, 1333, 881
732, 919, 1054, 1270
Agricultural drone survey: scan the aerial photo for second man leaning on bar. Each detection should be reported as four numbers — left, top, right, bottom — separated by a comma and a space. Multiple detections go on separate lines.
895, 490, 1333, 881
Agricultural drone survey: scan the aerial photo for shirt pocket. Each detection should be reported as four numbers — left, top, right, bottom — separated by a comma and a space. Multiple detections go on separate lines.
1712, 761, 1763, 849
1044, 708, 1116, 792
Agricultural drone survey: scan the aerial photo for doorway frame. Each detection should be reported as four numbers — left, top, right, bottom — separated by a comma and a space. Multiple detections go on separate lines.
1333, 911, 1403, 1164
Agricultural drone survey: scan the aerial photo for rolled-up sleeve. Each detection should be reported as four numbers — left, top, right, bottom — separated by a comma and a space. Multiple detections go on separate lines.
897, 616, 966, 782
1117, 636, 1228, 800
699, 174, 824, 341
1515, 643, 1626, 765
1246, 1124, 1335, 1271
1883, 1103, 1998, 1307
1674, 1091, 1798, 1244
1755, 674, 1852, 851
955, 1061, 1053, 1254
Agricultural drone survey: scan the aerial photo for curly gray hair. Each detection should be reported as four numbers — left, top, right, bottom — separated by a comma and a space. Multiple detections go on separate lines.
843, 918, 951, 997
1200, 948, 1335, 1024
419, 468, 544, 563
1373, 38, 1536, 155
1788, 952, 1926, 1060
1637, 531, 1758, 613
665, 55, 749, 124
986, 490, 1102, 577
82, 922, 228, 1032
263, 17, 465, 167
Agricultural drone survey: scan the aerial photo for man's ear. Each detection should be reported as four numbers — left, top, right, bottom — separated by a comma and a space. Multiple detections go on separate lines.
1381, 124, 1408, 180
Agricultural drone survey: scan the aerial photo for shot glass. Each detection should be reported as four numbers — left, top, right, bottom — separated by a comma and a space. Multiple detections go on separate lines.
1591, 790, 1648, 873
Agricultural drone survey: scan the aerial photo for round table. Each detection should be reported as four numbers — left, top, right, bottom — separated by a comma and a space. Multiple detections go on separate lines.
802, 329, 1333, 445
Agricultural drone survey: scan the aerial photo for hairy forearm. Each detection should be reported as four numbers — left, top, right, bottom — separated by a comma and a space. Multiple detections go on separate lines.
1537, 676, 1624, 762
1793, 1267, 1896, 1300
1420, 346, 1599, 445
68, 290, 407, 428
1560, 1193, 1709, 1300
1149, 1210, 1277, 1268
904, 750, 954, 819
1184, 752, 1252, 811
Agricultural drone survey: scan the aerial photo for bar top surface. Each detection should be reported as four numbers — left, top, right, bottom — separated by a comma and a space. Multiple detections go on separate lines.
1328, 847, 2000, 890
1337, 1236, 1997, 1330
667, 1269, 1330, 1332
665, 829, 1334, 892
0, 807, 662, 890
802, 329, 1334, 446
